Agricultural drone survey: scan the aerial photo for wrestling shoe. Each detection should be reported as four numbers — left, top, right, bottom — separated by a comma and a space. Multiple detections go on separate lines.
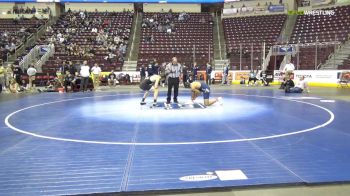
217, 97, 223, 105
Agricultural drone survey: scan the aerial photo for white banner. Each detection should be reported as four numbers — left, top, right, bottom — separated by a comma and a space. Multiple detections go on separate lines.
110, 70, 350, 85
274, 70, 350, 84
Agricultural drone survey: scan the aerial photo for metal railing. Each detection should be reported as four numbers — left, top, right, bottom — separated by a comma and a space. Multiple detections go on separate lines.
262, 46, 273, 71
7, 19, 51, 62
19, 45, 40, 70
35, 44, 55, 72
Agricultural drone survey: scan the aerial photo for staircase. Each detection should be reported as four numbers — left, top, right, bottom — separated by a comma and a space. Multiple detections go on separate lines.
126, 12, 142, 62
281, 14, 298, 42
321, 40, 350, 69
272, 14, 298, 71
6, 16, 57, 63
213, 13, 227, 62
123, 60, 138, 71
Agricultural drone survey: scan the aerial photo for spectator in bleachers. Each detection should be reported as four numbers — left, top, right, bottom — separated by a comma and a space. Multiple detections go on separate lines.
106, 51, 116, 63
91, 27, 98, 33
13, 5, 18, 14
31, 6, 36, 14
40, 11, 131, 73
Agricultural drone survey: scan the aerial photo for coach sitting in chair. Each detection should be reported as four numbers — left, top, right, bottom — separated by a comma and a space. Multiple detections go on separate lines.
108, 70, 118, 87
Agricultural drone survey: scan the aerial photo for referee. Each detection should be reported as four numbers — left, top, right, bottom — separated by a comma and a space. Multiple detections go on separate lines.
165, 57, 182, 104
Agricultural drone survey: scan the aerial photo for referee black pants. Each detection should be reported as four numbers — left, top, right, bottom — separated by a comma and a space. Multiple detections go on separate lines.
167, 77, 179, 103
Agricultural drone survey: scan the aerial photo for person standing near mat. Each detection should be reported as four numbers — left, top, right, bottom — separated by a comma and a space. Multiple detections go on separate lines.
165, 57, 182, 104
283, 60, 295, 80
190, 81, 221, 106
26, 65, 37, 91
79, 60, 90, 92
206, 62, 212, 85
222, 63, 229, 85
90, 63, 102, 89
140, 74, 161, 106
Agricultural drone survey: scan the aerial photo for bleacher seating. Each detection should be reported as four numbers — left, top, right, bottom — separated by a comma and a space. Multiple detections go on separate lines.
290, 5, 350, 70
39, 11, 133, 73
223, 14, 286, 70
0, 18, 46, 61
339, 59, 350, 69
137, 12, 214, 70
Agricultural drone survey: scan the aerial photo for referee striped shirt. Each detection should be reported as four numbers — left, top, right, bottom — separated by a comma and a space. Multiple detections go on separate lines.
166, 63, 182, 78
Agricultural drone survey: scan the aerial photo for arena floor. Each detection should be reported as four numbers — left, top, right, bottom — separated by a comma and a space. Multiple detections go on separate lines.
0, 85, 349, 196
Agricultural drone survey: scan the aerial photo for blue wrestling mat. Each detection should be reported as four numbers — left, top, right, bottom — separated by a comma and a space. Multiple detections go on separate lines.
0, 89, 350, 195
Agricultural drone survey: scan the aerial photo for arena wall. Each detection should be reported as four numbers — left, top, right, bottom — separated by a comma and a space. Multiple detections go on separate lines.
143, 3, 201, 12
64, 3, 134, 12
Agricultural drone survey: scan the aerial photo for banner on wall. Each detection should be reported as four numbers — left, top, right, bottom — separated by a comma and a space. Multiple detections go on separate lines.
234, 71, 250, 80
99, 70, 349, 85
268, 5, 285, 12
273, 70, 347, 84
223, 8, 238, 15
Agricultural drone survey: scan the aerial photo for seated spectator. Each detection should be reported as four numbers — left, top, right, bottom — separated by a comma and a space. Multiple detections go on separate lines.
91, 27, 98, 33
286, 76, 309, 93
64, 71, 75, 92
9, 79, 20, 93
20, 79, 27, 90
108, 70, 118, 86
240, 76, 246, 85
280, 75, 295, 90
247, 70, 257, 86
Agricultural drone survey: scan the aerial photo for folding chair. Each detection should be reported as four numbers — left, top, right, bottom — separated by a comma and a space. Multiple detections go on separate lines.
338, 71, 350, 88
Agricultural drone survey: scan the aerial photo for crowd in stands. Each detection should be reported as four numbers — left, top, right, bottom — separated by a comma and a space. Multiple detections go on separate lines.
40, 10, 133, 72
138, 11, 213, 68
0, 18, 46, 62
141, 11, 191, 34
